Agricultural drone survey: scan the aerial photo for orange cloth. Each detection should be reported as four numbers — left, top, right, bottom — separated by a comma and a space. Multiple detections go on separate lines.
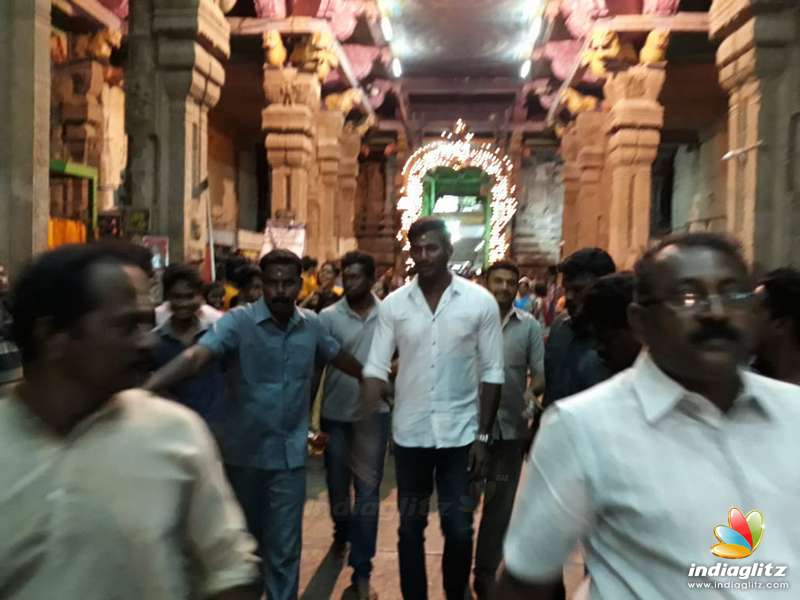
299, 273, 318, 302
48, 218, 87, 249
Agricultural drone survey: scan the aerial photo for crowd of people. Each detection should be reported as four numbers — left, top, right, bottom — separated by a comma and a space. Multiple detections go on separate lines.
1, 216, 800, 600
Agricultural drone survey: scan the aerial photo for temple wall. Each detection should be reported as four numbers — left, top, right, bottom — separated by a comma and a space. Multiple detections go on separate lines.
671, 117, 728, 233
512, 152, 564, 274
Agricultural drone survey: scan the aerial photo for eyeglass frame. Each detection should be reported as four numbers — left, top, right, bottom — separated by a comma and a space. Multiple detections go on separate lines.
637, 290, 756, 313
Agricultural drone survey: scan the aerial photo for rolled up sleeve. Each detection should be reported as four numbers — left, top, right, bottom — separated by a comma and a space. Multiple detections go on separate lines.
198, 311, 241, 358
503, 406, 592, 582
477, 295, 504, 384
362, 302, 395, 382
184, 416, 260, 596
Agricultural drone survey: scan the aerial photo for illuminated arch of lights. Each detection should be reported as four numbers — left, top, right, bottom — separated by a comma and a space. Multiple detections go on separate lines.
397, 119, 518, 264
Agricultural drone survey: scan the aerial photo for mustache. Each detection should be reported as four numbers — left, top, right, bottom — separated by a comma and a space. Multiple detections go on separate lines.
690, 325, 741, 345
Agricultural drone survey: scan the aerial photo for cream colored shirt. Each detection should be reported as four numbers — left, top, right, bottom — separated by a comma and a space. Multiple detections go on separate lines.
0, 388, 259, 599
505, 352, 800, 598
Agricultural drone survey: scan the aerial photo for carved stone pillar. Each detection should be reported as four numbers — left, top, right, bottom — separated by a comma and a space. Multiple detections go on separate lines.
575, 112, 608, 250
560, 123, 581, 258
604, 64, 666, 269
337, 129, 361, 254
262, 64, 319, 255
711, 0, 799, 268
316, 109, 344, 260
126, 0, 230, 262
0, 0, 50, 275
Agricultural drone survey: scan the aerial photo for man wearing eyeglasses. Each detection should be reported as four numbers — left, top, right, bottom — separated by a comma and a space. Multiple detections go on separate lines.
496, 232, 800, 599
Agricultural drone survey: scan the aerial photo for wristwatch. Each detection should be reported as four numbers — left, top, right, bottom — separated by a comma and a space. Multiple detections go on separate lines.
476, 433, 491, 445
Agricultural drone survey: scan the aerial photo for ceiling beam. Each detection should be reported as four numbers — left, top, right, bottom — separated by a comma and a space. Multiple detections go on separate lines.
404, 77, 521, 96
227, 17, 376, 120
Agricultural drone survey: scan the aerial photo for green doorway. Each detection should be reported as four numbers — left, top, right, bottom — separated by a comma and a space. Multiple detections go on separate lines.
421, 166, 491, 272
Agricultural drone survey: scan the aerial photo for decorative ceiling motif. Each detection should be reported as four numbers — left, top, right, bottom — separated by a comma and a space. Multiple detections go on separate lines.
387, 0, 538, 77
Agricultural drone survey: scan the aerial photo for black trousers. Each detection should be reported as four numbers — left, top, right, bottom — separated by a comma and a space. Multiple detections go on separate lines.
394, 443, 477, 600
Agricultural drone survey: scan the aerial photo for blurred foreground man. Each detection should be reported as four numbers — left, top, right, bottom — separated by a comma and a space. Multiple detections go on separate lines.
0, 245, 259, 600
497, 233, 800, 599
473, 261, 544, 599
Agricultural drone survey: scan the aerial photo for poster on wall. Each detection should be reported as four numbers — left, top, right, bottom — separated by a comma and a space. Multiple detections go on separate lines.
260, 220, 306, 259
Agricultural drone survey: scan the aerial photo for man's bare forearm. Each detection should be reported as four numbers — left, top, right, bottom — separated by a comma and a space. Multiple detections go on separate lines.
478, 382, 501, 435
331, 350, 363, 380
145, 345, 212, 392
361, 376, 386, 414
494, 566, 562, 600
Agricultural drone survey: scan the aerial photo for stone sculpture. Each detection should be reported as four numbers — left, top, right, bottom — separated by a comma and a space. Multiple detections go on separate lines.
640, 29, 670, 64
562, 87, 599, 114
581, 28, 637, 77
264, 30, 287, 67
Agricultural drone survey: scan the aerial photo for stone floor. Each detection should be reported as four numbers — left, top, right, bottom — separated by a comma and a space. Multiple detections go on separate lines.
299, 451, 451, 600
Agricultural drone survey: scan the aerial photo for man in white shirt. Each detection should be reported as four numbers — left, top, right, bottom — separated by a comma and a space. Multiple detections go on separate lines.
497, 232, 800, 599
0, 244, 260, 600
362, 217, 504, 600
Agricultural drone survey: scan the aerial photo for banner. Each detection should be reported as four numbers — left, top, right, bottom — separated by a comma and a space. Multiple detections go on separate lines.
260, 220, 306, 259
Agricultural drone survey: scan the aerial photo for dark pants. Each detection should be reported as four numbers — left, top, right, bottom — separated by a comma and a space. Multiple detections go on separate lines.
225, 465, 306, 600
394, 443, 477, 600
473, 440, 525, 597
322, 412, 390, 583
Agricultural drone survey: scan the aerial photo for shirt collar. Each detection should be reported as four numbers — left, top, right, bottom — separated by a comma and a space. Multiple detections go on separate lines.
502, 306, 527, 328
337, 294, 380, 321
156, 318, 208, 341
253, 297, 305, 328
408, 274, 462, 306
631, 352, 773, 425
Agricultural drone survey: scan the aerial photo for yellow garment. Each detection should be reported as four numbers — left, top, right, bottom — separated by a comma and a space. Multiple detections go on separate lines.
299, 273, 318, 302
223, 283, 239, 310
48, 218, 87, 249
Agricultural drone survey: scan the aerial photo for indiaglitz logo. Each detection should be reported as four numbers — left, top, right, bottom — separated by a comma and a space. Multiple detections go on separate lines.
711, 507, 765, 559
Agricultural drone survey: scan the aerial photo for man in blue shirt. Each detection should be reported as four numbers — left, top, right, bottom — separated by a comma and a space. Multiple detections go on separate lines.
146, 249, 363, 600
152, 263, 225, 427
319, 251, 389, 600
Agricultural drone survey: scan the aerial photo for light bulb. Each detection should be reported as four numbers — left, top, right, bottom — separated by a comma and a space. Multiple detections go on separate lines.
520, 59, 531, 79
391, 57, 402, 78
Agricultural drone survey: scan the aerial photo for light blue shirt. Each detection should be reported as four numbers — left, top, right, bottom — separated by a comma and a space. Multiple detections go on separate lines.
363, 275, 504, 448
505, 352, 800, 598
319, 296, 388, 422
199, 298, 340, 470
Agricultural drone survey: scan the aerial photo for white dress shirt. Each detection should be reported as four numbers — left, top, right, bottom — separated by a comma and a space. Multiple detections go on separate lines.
0, 388, 259, 599
504, 352, 800, 598
363, 275, 504, 448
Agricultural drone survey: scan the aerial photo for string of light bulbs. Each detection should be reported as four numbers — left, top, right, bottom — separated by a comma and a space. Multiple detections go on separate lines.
397, 120, 518, 265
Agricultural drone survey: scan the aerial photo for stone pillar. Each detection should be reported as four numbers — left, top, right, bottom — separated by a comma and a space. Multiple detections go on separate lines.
604, 64, 666, 269
316, 109, 344, 260
126, 0, 229, 263
337, 129, 361, 255
575, 112, 608, 250
711, 0, 800, 268
560, 123, 580, 258
262, 65, 318, 254
0, 0, 50, 276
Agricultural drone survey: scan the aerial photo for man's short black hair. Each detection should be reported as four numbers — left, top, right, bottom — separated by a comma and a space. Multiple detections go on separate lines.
224, 255, 248, 282
11, 245, 121, 363
92, 240, 154, 278
485, 260, 520, 281
559, 247, 616, 281
582, 272, 635, 331
534, 282, 547, 297
301, 256, 318, 272
341, 251, 376, 280
408, 217, 451, 244
162, 263, 203, 297
760, 267, 800, 343
634, 232, 748, 300
232, 264, 263, 289
259, 249, 303, 277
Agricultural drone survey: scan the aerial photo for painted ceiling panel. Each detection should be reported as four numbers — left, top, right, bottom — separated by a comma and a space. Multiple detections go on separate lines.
387, 0, 538, 77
